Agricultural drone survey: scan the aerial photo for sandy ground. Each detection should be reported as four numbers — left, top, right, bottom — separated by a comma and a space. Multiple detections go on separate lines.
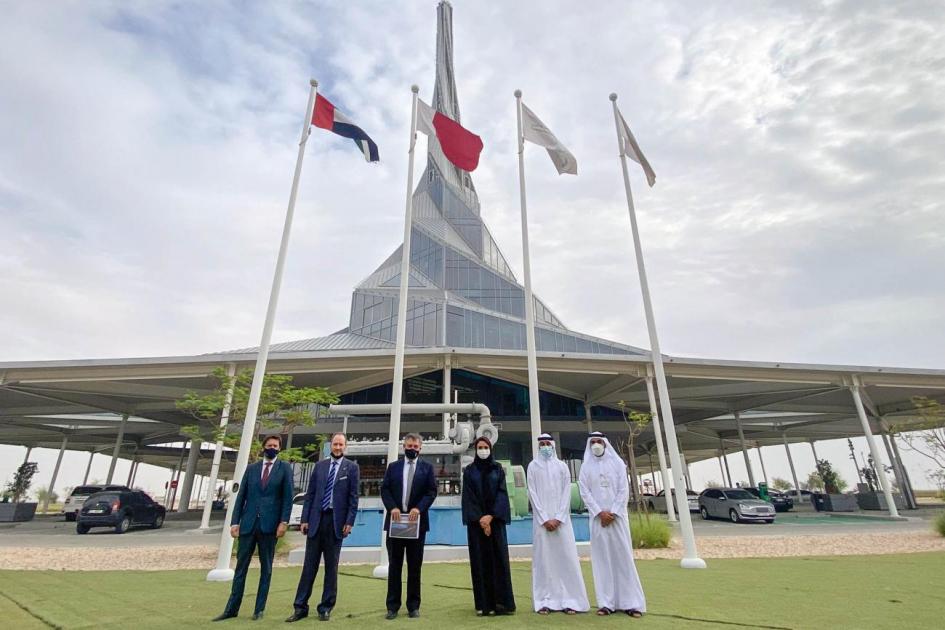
3, 530, 944, 571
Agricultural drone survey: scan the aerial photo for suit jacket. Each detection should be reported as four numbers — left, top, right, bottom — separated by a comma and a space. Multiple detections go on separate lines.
381, 458, 437, 534
230, 459, 294, 535
301, 457, 360, 540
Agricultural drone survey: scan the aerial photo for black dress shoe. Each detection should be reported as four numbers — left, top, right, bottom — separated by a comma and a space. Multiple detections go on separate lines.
252, 611, 264, 620
284, 611, 308, 623
408, 610, 420, 618
386, 610, 398, 620
318, 611, 331, 621
212, 612, 237, 621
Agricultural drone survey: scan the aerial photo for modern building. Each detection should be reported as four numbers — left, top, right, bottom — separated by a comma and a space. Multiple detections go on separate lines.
1, 2, 942, 517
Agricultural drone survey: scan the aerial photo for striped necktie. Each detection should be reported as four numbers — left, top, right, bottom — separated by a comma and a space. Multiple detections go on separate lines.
321, 460, 338, 511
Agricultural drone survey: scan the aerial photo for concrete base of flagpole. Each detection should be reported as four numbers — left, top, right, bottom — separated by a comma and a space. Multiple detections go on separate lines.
372, 564, 389, 579
206, 568, 235, 582
680, 557, 707, 570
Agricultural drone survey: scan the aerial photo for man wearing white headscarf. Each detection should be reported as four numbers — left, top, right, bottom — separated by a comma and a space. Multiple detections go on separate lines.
578, 432, 646, 617
526, 433, 590, 615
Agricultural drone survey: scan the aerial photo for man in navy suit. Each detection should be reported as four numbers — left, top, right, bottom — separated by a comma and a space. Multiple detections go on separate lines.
380, 433, 437, 619
287, 432, 360, 622
214, 434, 293, 621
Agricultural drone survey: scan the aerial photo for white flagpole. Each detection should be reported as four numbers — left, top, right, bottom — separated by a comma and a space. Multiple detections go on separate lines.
207, 79, 319, 581
514, 89, 544, 461
374, 84, 421, 580
609, 93, 705, 569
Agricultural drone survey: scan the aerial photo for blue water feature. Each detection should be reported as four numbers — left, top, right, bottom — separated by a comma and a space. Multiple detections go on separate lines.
345, 506, 590, 547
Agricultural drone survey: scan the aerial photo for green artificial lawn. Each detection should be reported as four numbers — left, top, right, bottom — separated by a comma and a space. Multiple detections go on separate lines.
1, 553, 943, 629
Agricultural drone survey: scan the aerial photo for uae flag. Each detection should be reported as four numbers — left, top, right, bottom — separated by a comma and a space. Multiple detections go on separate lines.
416, 98, 483, 172
312, 94, 380, 162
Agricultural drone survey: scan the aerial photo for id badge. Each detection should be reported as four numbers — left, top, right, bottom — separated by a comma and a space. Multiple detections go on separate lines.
599, 474, 610, 488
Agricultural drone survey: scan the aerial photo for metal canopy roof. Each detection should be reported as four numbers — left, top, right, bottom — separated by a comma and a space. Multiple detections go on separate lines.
2, 344, 943, 473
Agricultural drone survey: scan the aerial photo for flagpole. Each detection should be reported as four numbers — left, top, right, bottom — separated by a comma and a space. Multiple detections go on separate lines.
208, 79, 319, 581
514, 89, 544, 461
373, 84, 421, 580
608, 93, 705, 570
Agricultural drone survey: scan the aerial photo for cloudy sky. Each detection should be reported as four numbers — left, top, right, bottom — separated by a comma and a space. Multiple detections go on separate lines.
2, 1, 943, 498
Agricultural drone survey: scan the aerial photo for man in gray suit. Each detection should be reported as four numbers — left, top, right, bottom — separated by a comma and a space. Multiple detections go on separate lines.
214, 434, 294, 621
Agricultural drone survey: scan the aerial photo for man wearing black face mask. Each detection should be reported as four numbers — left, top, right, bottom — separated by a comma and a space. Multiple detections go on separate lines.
214, 434, 293, 622
380, 433, 437, 619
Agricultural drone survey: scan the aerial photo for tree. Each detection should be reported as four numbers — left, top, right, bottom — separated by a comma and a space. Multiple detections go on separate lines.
891, 397, 945, 493
176, 366, 339, 462
705, 479, 721, 488
33, 486, 58, 505
770, 477, 793, 492
615, 401, 652, 512
4, 462, 39, 503
814, 459, 847, 493
805, 471, 824, 492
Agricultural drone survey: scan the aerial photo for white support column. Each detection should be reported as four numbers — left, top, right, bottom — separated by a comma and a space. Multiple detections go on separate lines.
809, 439, 820, 464
717, 454, 727, 485
782, 433, 801, 500
82, 451, 95, 485
719, 440, 733, 486
644, 372, 675, 521
43, 435, 69, 513
442, 356, 452, 439
169, 442, 188, 510
755, 442, 768, 485
849, 380, 898, 518
22, 446, 33, 464
584, 398, 594, 433
106, 414, 129, 484
125, 446, 139, 486
200, 364, 237, 530
885, 424, 917, 509
176, 440, 201, 512
130, 460, 140, 487
733, 411, 756, 487
679, 452, 692, 490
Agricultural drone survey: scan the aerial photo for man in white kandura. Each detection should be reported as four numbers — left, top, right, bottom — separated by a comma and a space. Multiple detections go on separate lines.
578, 431, 646, 618
526, 433, 590, 615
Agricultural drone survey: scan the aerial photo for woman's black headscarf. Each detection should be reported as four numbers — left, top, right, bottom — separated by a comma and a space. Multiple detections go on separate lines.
473, 436, 495, 470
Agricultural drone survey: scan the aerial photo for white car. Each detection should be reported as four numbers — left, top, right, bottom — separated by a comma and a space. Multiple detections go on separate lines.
647, 488, 700, 513
61, 485, 129, 521
289, 493, 306, 528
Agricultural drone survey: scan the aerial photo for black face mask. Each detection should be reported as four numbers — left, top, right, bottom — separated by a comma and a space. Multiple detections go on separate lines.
263, 447, 279, 460
404, 448, 419, 460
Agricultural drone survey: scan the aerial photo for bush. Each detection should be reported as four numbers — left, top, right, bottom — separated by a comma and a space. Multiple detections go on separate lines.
629, 514, 670, 549
934, 512, 945, 538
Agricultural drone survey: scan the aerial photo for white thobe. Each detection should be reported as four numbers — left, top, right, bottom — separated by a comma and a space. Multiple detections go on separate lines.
527, 458, 590, 612
578, 461, 646, 612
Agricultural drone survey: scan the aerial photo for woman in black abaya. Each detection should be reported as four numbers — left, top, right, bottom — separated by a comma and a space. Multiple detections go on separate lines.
461, 436, 516, 616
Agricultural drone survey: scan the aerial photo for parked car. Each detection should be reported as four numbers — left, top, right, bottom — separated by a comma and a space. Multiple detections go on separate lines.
744, 487, 794, 512
699, 488, 776, 523
76, 490, 165, 534
61, 485, 129, 521
648, 488, 699, 513
289, 493, 306, 528
783, 489, 813, 503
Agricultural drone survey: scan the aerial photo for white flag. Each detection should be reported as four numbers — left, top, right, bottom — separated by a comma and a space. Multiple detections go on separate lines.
521, 103, 577, 175
616, 107, 656, 187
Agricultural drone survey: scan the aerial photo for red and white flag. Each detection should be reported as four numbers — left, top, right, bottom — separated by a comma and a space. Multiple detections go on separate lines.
416, 99, 483, 172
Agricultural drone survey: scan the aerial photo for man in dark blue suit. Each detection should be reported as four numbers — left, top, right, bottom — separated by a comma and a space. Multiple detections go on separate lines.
214, 435, 294, 621
381, 433, 437, 619
287, 432, 360, 622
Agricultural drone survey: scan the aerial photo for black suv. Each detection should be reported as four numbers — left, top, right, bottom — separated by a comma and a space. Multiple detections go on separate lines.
745, 487, 794, 512
76, 490, 166, 534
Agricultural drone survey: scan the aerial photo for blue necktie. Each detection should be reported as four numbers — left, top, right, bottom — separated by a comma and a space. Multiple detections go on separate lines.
321, 460, 337, 511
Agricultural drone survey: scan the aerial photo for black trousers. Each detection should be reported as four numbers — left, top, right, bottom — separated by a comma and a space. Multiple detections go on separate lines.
293, 510, 341, 615
386, 531, 426, 613
224, 527, 276, 616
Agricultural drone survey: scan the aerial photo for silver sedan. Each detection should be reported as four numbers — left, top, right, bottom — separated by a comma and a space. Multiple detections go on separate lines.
699, 488, 776, 523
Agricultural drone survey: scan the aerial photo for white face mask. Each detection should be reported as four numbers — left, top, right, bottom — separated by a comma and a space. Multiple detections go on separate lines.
591, 443, 605, 457
476, 448, 491, 460
539, 445, 554, 459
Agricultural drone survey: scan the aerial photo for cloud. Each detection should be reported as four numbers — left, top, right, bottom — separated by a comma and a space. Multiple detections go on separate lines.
0, 0, 942, 372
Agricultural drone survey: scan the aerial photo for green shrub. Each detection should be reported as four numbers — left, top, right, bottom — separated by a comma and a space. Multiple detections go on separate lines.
629, 514, 671, 549
934, 512, 945, 538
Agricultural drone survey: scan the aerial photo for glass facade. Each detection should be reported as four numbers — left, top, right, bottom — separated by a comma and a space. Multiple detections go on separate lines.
340, 369, 609, 420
